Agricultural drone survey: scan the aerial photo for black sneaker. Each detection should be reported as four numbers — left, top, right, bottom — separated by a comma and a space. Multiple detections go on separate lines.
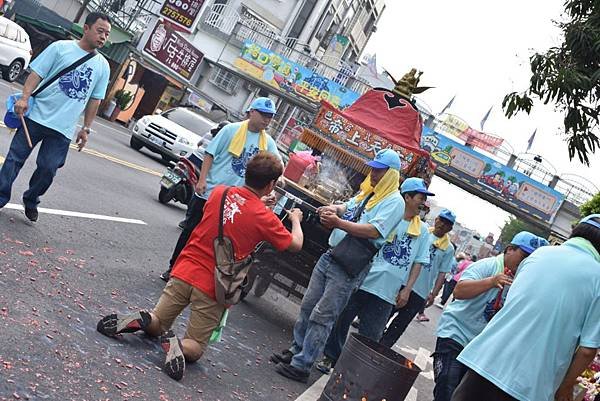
316, 356, 334, 374
275, 363, 309, 383
24, 206, 38, 222
160, 330, 185, 381
159, 269, 171, 282
97, 311, 151, 337
270, 349, 293, 365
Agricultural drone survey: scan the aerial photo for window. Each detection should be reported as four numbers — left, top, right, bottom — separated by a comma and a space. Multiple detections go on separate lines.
5, 25, 18, 41
209, 67, 240, 94
161, 108, 214, 134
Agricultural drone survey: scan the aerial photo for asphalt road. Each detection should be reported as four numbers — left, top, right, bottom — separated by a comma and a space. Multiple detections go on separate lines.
0, 80, 443, 401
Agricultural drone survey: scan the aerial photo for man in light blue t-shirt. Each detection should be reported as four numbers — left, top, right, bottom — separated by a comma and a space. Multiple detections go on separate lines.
272, 149, 405, 383
0, 13, 111, 221
452, 216, 600, 401
380, 207, 456, 348
161, 97, 280, 281
432, 231, 548, 401
315, 177, 431, 373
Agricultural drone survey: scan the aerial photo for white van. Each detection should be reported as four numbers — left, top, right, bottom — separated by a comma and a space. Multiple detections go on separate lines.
0, 16, 31, 82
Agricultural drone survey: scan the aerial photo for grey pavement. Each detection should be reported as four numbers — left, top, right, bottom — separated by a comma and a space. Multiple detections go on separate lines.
0, 80, 443, 401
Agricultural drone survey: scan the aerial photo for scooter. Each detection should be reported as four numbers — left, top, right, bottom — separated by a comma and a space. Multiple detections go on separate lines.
158, 157, 199, 205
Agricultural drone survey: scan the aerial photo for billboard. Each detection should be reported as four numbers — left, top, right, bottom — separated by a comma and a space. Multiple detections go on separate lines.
159, 0, 205, 32
233, 39, 360, 109
421, 127, 564, 223
143, 20, 203, 81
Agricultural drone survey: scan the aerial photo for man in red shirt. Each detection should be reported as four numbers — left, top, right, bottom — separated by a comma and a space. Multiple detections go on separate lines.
96, 152, 304, 381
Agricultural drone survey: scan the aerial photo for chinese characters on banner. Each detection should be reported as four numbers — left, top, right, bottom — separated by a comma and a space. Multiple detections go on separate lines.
143, 20, 203, 81
233, 39, 360, 109
313, 107, 426, 175
420, 127, 564, 222
159, 0, 205, 32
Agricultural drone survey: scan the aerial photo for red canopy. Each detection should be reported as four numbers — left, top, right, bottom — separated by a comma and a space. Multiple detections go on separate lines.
339, 88, 424, 151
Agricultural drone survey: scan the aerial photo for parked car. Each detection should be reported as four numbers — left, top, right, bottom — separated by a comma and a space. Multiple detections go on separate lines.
0, 16, 31, 82
130, 107, 217, 161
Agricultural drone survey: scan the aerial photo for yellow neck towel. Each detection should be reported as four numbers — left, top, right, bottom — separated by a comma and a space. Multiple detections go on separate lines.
406, 215, 422, 237
355, 168, 400, 210
428, 227, 451, 250
228, 120, 268, 157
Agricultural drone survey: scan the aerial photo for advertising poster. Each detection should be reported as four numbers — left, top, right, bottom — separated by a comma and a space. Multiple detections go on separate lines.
421, 127, 564, 222
233, 39, 360, 109
159, 0, 205, 32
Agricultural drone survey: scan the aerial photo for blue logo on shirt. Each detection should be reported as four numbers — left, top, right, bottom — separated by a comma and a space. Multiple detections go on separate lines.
382, 234, 413, 267
231, 145, 260, 177
422, 245, 437, 272
59, 66, 93, 102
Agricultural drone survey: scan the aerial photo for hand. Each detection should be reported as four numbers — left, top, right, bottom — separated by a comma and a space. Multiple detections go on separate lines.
319, 210, 341, 229
554, 382, 574, 401
396, 288, 411, 308
261, 192, 277, 208
75, 130, 88, 151
317, 205, 338, 216
14, 97, 29, 116
195, 178, 207, 195
491, 274, 513, 289
425, 293, 435, 308
287, 208, 303, 223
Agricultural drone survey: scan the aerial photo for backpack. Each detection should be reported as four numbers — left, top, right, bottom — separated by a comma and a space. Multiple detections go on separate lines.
213, 187, 253, 306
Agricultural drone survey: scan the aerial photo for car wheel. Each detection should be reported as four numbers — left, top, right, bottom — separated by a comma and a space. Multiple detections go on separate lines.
3, 60, 23, 82
158, 187, 174, 204
129, 136, 144, 150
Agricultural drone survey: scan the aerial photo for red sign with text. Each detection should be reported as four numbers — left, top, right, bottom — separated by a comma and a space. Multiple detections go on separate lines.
159, 0, 205, 32
143, 20, 203, 81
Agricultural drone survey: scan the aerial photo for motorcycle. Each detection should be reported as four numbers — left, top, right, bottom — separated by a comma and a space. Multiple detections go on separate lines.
158, 157, 199, 205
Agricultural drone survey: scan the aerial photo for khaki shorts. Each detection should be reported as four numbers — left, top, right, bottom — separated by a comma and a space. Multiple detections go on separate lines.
152, 278, 225, 351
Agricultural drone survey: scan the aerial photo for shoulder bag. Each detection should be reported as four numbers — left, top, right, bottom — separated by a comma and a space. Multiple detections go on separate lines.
213, 187, 254, 306
329, 194, 379, 278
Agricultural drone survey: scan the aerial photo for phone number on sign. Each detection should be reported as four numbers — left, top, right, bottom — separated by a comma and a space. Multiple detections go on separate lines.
161, 6, 193, 27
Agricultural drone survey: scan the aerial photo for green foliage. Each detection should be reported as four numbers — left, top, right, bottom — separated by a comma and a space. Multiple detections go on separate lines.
114, 89, 133, 110
502, 0, 600, 166
580, 192, 600, 216
500, 216, 548, 244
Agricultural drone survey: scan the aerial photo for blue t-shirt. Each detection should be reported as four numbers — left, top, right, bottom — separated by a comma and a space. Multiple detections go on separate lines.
436, 254, 505, 347
29, 40, 110, 139
360, 218, 430, 304
412, 234, 455, 299
203, 121, 280, 199
328, 191, 404, 250
458, 242, 600, 401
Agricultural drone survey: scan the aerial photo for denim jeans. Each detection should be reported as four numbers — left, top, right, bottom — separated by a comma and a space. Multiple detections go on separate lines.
289, 251, 367, 372
0, 118, 70, 208
168, 194, 206, 269
432, 337, 468, 401
451, 370, 517, 401
380, 287, 426, 348
323, 289, 394, 363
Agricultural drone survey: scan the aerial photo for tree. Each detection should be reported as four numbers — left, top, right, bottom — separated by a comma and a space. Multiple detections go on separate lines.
580, 192, 600, 216
502, 0, 600, 166
499, 216, 548, 244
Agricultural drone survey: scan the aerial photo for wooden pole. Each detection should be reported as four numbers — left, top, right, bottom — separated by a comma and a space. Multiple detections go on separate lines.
19, 115, 33, 148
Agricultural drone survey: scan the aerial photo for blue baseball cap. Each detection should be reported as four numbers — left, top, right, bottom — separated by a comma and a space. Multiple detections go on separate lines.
438, 209, 456, 224
4, 94, 25, 129
366, 149, 401, 170
510, 231, 548, 254
581, 214, 600, 230
248, 97, 277, 114
400, 177, 435, 196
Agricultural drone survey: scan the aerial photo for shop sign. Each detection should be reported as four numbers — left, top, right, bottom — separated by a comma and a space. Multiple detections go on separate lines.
233, 39, 360, 109
421, 127, 564, 222
159, 0, 205, 32
143, 20, 203, 81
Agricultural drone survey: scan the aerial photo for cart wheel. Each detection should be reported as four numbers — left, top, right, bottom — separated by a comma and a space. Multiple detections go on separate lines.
253, 275, 272, 297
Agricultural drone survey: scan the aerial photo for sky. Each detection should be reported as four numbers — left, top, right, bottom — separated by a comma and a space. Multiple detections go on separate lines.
364, 0, 599, 237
